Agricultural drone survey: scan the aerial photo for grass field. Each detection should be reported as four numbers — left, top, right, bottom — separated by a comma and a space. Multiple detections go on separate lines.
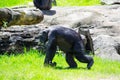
0, 0, 32, 8
0, 50, 120, 80
0, 0, 119, 80
0, 0, 101, 8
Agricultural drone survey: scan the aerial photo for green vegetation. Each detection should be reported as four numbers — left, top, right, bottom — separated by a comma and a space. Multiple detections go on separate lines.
0, 0, 101, 8
0, 50, 120, 80
56, 0, 101, 6
0, 0, 32, 8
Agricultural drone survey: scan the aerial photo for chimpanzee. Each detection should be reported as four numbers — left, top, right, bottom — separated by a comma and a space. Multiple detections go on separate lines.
33, 0, 52, 10
39, 26, 94, 69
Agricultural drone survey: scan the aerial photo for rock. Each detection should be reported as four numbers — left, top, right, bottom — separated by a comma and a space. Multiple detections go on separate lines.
101, 0, 120, 5
0, 25, 45, 54
0, 8, 44, 28
42, 5, 120, 29
94, 35, 120, 60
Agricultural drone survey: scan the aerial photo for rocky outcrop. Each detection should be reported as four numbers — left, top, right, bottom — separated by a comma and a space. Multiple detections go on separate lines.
0, 5, 120, 60
42, 5, 120, 28
41, 5, 120, 60
0, 25, 46, 54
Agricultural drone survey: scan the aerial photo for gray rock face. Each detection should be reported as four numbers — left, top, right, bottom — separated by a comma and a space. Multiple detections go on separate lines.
101, 0, 120, 5
42, 5, 120, 60
94, 35, 120, 60
42, 5, 120, 29
0, 25, 46, 54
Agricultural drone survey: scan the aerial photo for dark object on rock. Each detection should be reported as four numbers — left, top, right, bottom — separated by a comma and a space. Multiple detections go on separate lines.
114, 43, 120, 55
39, 26, 94, 69
0, 8, 44, 28
101, 0, 120, 5
78, 28, 94, 55
33, 0, 52, 10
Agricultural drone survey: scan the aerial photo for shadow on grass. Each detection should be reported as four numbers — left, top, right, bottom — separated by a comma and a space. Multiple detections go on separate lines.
54, 66, 87, 70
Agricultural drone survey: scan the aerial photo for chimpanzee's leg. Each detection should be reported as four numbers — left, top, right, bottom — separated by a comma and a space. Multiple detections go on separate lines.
73, 42, 94, 69
46, 0, 52, 10
44, 33, 57, 67
65, 53, 77, 68
75, 53, 94, 69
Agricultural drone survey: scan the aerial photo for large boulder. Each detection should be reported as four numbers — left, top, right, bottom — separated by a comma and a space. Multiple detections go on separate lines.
0, 8, 44, 28
42, 5, 120, 29
94, 35, 120, 60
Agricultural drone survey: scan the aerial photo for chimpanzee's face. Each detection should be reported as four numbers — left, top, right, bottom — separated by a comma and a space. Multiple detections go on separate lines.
39, 31, 48, 44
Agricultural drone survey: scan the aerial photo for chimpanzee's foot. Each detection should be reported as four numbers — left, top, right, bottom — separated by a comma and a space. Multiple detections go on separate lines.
50, 62, 57, 67
69, 66, 77, 69
68, 64, 77, 69
87, 59, 94, 69
44, 61, 57, 67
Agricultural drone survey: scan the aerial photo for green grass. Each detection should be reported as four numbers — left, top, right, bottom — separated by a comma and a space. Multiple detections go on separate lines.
0, 0, 32, 8
0, 0, 101, 8
0, 50, 120, 80
56, 0, 101, 6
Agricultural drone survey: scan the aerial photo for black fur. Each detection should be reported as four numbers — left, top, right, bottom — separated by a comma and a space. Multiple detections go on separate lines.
39, 26, 94, 69
33, 0, 52, 10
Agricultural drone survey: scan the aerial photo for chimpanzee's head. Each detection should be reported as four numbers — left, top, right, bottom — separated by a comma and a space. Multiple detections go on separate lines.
39, 30, 49, 44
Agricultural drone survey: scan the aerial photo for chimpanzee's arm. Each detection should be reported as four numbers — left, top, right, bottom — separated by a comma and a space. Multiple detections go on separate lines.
73, 41, 94, 69
44, 31, 57, 66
